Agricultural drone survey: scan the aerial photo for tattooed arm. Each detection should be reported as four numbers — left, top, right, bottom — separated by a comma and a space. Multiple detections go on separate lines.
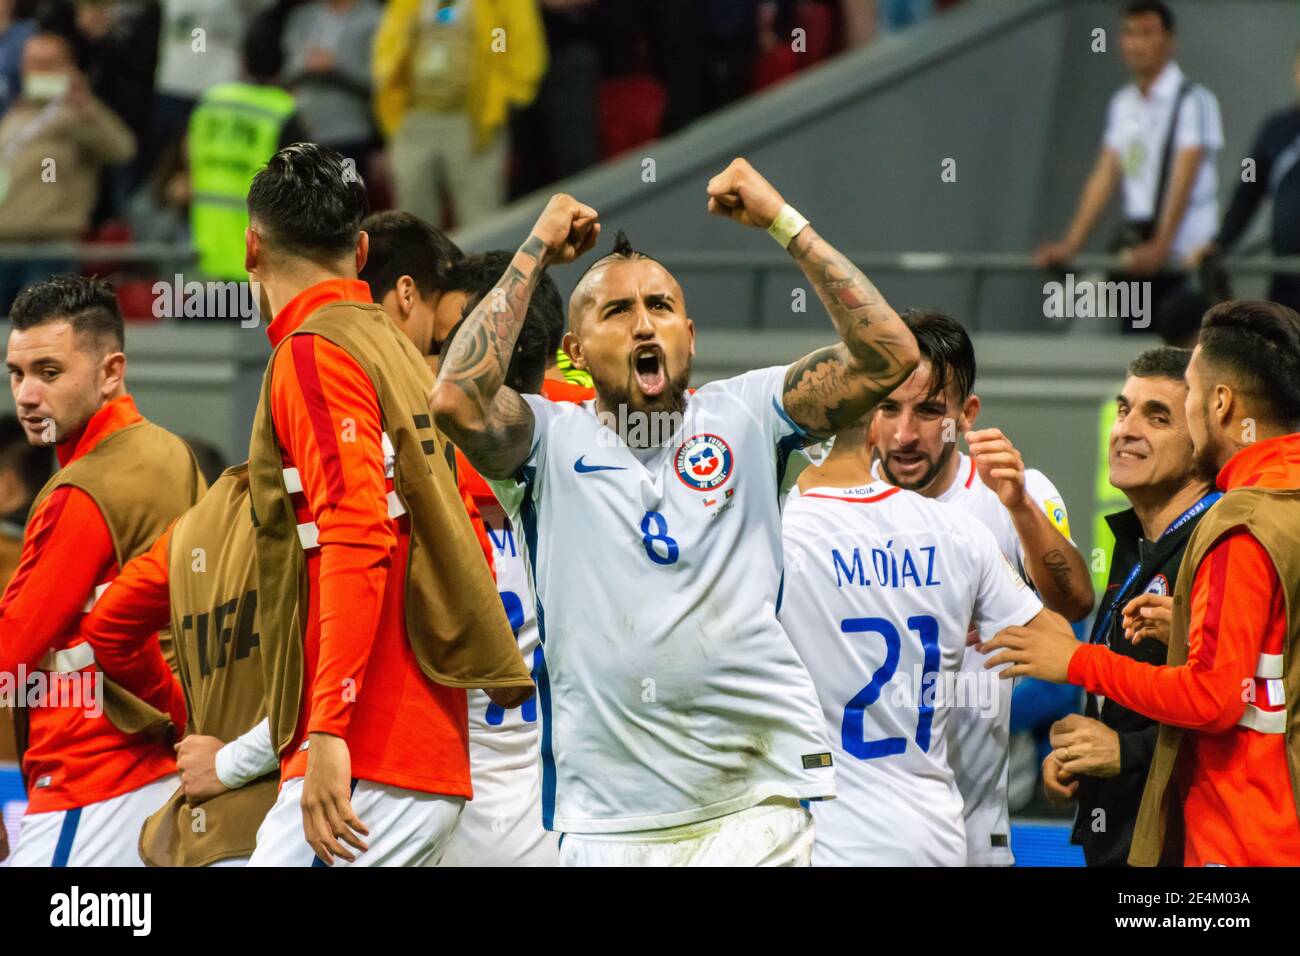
430, 193, 600, 479
705, 158, 919, 438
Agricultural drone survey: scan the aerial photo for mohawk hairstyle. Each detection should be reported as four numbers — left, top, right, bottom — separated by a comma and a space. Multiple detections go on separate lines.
609, 231, 636, 257
576, 230, 662, 282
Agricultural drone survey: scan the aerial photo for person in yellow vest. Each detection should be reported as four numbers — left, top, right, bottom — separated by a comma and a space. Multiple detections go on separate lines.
188, 34, 304, 283
0, 275, 205, 866
374, 0, 546, 229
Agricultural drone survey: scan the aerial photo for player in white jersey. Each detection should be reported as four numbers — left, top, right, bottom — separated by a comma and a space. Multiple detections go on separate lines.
868, 310, 1094, 865
438, 495, 558, 866
780, 419, 1061, 865
431, 163, 921, 865
427, 256, 569, 867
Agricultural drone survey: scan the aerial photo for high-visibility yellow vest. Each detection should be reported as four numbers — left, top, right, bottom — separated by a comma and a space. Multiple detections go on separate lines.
189, 83, 296, 281
554, 347, 593, 388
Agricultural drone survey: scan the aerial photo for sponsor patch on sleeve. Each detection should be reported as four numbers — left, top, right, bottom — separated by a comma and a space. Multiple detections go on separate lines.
1043, 496, 1071, 539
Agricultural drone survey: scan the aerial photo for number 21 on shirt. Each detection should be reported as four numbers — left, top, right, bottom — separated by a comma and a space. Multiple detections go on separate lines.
841, 615, 940, 760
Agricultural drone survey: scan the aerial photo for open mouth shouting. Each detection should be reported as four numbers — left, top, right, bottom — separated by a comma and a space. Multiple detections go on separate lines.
632, 344, 666, 398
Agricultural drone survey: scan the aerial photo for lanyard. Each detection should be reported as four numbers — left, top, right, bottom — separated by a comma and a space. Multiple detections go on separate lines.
1091, 492, 1222, 645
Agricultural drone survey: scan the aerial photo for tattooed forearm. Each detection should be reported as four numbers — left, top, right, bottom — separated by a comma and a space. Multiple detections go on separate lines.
780, 226, 919, 437
789, 226, 913, 380
430, 234, 548, 478
438, 234, 547, 406
1042, 550, 1076, 598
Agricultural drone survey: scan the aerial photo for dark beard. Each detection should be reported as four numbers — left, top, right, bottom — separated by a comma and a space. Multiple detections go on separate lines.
1189, 399, 1226, 481
592, 358, 692, 447
1191, 434, 1222, 481
878, 439, 958, 493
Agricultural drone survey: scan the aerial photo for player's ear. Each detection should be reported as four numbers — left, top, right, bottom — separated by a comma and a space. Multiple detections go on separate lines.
99, 349, 126, 399
961, 392, 981, 429
396, 276, 417, 318
686, 318, 696, 356
1214, 383, 1235, 429
355, 230, 369, 275
562, 330, 585, 369
244, 226, 260, 276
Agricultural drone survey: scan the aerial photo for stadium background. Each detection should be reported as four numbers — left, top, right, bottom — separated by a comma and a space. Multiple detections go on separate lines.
2, 0, 1297, 867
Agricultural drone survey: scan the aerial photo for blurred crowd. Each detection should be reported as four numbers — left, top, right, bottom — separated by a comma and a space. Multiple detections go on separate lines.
0, 0, 961, 314
1034, 2, 1300, 335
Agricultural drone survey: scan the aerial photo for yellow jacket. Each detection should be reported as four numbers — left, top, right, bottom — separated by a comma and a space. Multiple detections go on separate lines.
373, 0, 547, 150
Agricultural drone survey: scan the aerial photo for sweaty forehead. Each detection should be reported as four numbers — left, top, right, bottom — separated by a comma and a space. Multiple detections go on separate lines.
569, 258, 684, 331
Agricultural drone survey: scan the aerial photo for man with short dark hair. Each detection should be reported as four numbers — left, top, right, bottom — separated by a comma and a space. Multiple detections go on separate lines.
985, 300, 1300, 866
0, 274, 204, 866
1047, 345, 1216, 866
1034, 1, 1223, 326
868, 308, 1093, 865
241, 144, 531, 867
358, 209, 464, 354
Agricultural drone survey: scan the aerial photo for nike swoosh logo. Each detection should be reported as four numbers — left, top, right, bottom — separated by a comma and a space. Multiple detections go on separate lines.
574, 456, 627, 474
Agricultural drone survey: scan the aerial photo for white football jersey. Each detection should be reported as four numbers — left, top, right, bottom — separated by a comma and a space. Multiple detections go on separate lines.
440, 498, 558, 866
780, 481, 1043, 866
875, 452, 1071, 865
487, 365, 835, 834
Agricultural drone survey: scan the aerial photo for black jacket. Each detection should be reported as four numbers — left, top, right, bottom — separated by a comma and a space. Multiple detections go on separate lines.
1070, 501, 1212, 866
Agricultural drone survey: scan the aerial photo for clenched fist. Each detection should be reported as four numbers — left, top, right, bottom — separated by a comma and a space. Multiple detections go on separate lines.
175, 734, 228, 804
530, 193, 600, 266
705, 158, 788, 231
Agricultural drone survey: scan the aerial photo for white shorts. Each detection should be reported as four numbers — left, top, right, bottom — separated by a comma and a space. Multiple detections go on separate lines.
558, 798, 814, 867
8, 774, 178, 867
246, 776, 464, 867
438, 760, 558, 867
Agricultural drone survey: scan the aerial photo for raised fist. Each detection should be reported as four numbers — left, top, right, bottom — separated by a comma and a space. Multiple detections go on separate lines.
705, 157, 787, 230
531, 193, 601, 265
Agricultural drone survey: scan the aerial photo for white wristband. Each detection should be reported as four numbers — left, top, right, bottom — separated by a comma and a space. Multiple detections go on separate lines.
767, 204, 810, 249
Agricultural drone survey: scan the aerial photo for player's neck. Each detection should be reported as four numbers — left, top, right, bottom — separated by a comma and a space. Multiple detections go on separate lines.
1129, 478, 1214, 540
799, 447, 873, 492
259, 266, 356, 320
